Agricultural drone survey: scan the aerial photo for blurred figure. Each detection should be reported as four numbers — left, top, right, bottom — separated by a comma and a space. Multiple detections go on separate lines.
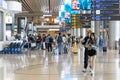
42, 34, 46, 50
99, 35, 104, 51
48, 35, 53, 52
57, 33, 63, 55
37, 34, 42, 50
86, 33, 98, 75
81, 29, 92, 72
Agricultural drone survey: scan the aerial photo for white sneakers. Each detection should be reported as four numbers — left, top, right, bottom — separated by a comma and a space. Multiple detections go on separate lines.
82, 68, 87, 72
82, 68, 95, 75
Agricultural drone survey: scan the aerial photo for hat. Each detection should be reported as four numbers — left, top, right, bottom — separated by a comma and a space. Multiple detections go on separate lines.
87, 29, 93, 33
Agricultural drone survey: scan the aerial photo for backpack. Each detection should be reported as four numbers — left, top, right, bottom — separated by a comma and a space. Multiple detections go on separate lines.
49, 37, 53, 43
57, 36, 62, 43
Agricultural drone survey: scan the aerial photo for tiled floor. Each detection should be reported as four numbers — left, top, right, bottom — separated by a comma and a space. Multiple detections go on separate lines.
0, 47, 120, 80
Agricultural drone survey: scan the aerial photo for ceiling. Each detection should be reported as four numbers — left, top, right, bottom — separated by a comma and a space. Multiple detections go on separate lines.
5, 0, 64, 24
14, 0, 64, 17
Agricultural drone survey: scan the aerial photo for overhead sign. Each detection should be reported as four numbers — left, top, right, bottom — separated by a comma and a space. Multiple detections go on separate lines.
71, 14, 91, 28
92, 10, 120, 14
91, 0, 119, 3
91, 15, 120, 20
91, 0, 120, 20
91, 4, 119, 9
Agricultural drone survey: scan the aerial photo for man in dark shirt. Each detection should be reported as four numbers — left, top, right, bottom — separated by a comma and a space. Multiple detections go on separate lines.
81, 30, 92, 72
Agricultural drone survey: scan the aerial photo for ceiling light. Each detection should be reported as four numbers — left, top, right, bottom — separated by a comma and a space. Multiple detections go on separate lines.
48, 29, 59, 31
43, 14, 52, 17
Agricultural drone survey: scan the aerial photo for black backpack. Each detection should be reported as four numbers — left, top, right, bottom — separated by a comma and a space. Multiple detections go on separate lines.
49, 37, 53, 43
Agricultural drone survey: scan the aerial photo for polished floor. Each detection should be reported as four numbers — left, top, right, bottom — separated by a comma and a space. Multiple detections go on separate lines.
0, 47, 120, 80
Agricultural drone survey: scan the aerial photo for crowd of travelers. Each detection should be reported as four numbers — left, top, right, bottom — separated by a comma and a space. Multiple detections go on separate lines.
25, 33, 80, 54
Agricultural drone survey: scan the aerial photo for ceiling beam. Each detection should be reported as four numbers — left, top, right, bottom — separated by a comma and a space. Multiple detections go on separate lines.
15, 12, 58, 17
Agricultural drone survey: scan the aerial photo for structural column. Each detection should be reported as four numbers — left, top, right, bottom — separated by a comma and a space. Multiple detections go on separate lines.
108, 21, 120, 49
80, 28, 86, 38
95, 21, 100, 37
73, 28, 77, 37
76, 28, 80, 37
91, 21, 95, 32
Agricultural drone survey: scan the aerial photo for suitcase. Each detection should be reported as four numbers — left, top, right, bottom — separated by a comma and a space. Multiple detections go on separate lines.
103, 47, 107, 52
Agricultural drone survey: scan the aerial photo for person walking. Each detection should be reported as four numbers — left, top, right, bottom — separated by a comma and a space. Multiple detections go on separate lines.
57, 33, 63, 55
99, 35, 104, 51
86, 33, 98, 75
48, 35, 53, 52
81, 30, 92, 72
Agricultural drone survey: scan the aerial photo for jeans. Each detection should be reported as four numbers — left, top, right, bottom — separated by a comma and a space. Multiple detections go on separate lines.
58, 42, 63, 54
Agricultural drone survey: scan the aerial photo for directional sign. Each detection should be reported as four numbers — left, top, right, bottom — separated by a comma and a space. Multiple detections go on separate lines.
91, 4, 119, 9
71, 14, 91, 28
91, 16, 120, 20
92, 10, 120, 15
91, 0, 119, 3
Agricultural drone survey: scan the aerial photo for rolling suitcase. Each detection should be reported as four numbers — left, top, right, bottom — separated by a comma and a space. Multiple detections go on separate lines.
103, 47, 107, 52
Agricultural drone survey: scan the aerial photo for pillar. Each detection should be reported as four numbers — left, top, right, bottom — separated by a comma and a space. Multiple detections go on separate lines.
76, 28, 80, 37
91, 21, 95, 32
80, 28, 86, 38
95, 21, 100, 37
73, 28, 77, 37
108, 21, 120, 49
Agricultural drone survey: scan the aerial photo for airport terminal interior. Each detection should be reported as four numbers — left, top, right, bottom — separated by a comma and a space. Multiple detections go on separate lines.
0, 0, 120, 80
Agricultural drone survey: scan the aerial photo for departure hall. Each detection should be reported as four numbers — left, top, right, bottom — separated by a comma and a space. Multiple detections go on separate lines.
0, 0, 120, 80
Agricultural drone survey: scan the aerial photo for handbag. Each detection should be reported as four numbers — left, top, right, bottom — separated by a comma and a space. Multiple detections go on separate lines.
88, 49, 96, 56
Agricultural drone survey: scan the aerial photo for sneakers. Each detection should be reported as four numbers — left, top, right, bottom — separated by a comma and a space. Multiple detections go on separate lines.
82, 68, 87, 72
82, 68, 95, 74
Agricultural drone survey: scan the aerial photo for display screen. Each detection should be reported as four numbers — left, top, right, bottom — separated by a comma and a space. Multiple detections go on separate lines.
72, 0, 91, 10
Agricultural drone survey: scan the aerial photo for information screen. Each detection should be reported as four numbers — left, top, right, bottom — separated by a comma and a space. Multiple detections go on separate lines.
72, 0, 91, 10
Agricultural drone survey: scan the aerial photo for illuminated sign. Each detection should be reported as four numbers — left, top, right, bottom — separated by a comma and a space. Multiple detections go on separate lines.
71, 14, 91, 28
92, 10, 120, 14
91, 0, 119, 3
72, 0, 78, 10
91, 0, 120, 20
92, 16, 120, 20
92, 4, 119, 9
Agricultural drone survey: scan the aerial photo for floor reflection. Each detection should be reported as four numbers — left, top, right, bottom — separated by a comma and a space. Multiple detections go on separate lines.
0, 48, 120, 80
